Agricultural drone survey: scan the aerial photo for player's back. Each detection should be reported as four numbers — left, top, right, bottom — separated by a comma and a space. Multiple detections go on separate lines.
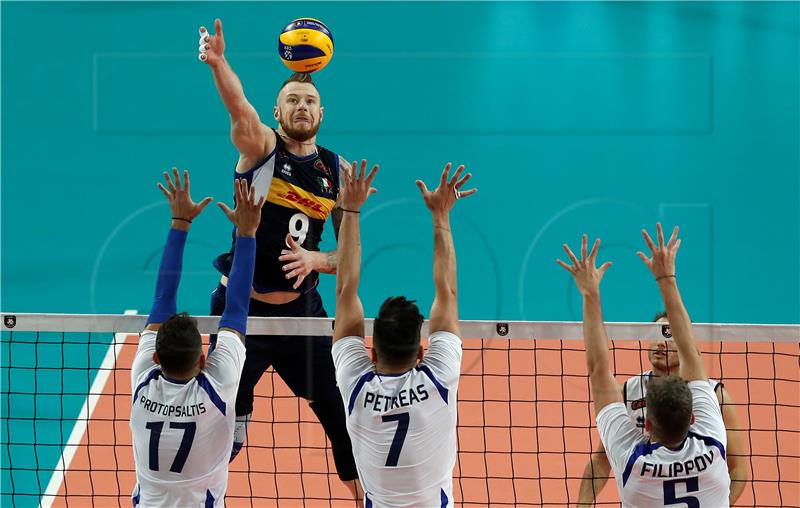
130, 330, 245, 507
598, 380, 731, 508
333, 331, 462, 507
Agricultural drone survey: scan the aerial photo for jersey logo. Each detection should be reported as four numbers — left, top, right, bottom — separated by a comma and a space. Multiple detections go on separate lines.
314, 158, 333, 178
268, 178, 336, 220
317, 176, 333, 195
630, 398, 646, 411
281, 163, 293, 177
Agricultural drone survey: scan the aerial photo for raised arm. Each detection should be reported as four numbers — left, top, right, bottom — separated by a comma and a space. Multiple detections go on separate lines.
718, 387, 748, 504
577, 441, 613, 507
637, 224, 706, 382
415, 163, 477, 336
216, 178, 266, 341
199, 19, 274, 169
145, 168, 213, 331
332, 160, 378, 342
557, 235, 619, 412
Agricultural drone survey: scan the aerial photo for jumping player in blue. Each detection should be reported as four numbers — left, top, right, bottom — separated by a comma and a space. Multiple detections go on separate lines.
198, 18, 361, 498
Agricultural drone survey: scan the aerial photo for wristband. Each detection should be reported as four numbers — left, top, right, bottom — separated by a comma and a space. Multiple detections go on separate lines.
656, 274, 676, 282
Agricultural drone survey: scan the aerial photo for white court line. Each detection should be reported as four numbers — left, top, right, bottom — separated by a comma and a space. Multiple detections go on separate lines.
39, 310, 138, 508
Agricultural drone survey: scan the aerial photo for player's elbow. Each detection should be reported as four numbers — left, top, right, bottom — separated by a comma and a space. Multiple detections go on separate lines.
586, 360, 609, 379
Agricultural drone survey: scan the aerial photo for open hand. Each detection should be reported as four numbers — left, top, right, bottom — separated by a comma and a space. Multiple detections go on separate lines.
637, 223, 681, 280
340, 159, 378, 212
415, 163, 477, 217
556, 234, 612, 297
157, 168, 212, 223
198, 19, 225, 66
279, 234, 318, 290
217, 178, 265, 237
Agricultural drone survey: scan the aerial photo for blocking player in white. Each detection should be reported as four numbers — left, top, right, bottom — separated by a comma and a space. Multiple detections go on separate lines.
558, 224, 731, 507
130, 170, 264, 507
577, 314, 747, 506
331, 161, 476, 507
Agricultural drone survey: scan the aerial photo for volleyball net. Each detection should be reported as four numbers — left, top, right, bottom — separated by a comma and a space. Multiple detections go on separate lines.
1, 313, 798, 507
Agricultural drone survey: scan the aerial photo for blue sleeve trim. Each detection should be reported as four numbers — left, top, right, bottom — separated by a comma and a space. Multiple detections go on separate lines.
364, 493, 372, 508
417, 365, 449, 404
219, 236, 256, 335
687, 431, 726, 460
441, 488, 449, 507
348, 372, 376, 415
196, 374, 227, 416
132, 369, 161, 404
132, 485, 140, 507
205, 489, 215, 508
146, 228, 188, 325
621, 441, 662, 486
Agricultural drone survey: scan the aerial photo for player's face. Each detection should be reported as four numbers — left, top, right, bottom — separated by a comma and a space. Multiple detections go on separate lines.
275, 82, 323, 142
648, 316, 680, 374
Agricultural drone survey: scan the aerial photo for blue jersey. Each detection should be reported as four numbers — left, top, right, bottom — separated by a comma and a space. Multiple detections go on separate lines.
215, 131, 340, 294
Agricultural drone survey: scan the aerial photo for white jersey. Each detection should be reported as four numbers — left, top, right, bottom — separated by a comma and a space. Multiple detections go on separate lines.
623, 371, 722, 437
332, 331, 462, 508
598, 381, 731, 507
130, 330, 246, 507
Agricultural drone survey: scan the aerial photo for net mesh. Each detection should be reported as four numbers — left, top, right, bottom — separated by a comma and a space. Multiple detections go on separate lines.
1, 314, 798, 507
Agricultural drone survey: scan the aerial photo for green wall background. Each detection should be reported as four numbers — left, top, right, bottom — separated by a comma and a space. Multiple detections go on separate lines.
2, 2, 798, 324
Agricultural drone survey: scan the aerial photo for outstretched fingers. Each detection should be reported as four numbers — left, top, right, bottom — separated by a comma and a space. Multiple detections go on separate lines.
580, 234, 588, 261
556, 259, 574, 273
448, 165, 465, 187
365, 164, 379, 186
440, 163, 451, 188
588, 238, 601, 263
563, 243, 580, 266
164, 171, 177, 193
197, 196, 213, 212
636, 250, 651, 267
172, 167, 182, 190
641, 229, 657, 254
667, 225, 679, 249
217, 201, 234, 220
157, 182, 171, 199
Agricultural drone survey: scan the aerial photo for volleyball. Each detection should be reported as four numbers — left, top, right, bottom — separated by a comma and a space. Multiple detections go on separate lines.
278, 18, 334, 73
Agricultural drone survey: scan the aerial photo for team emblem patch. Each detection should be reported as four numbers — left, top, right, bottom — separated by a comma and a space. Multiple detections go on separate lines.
496, 323, 509, 336
661, 324, 673, 338
314, 159, 332, 178
317, 176, 333, 194
4, 315, 16, 329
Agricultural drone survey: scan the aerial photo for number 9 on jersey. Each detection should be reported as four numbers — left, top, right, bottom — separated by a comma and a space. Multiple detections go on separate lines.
288, 212, 309, 245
